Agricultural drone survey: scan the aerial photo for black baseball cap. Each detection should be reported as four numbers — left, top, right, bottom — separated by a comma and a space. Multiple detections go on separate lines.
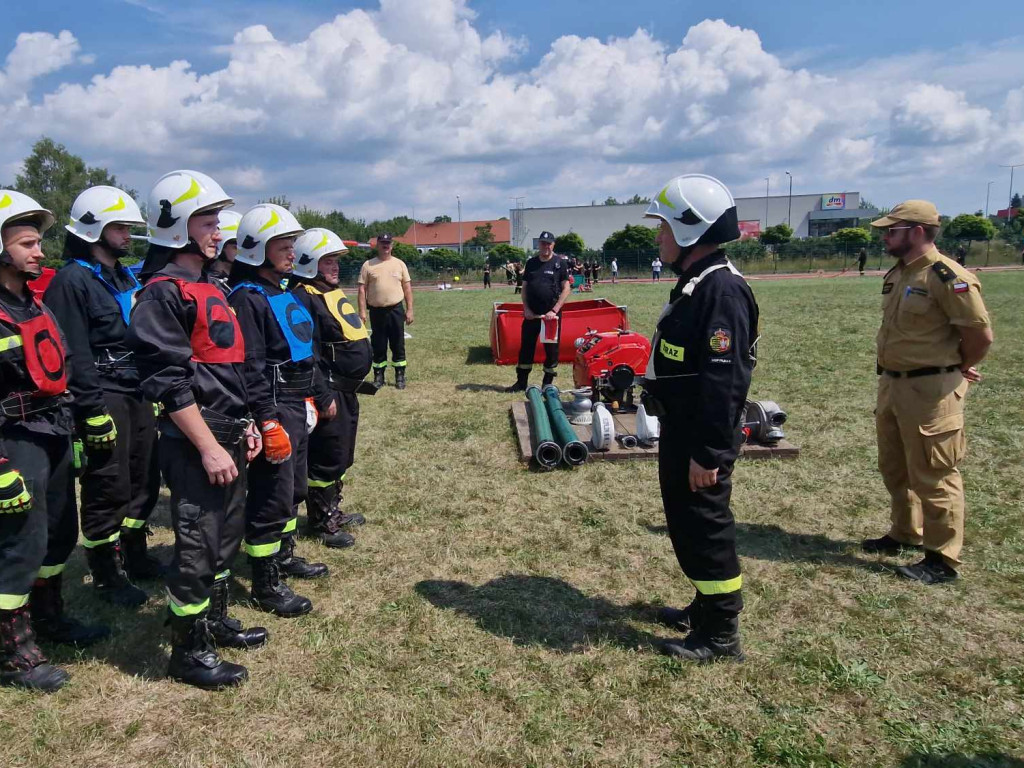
538, 231, 556, 243
378, 232, 393, 243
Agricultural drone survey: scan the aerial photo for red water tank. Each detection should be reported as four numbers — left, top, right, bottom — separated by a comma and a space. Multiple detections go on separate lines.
490, 298, 630, 365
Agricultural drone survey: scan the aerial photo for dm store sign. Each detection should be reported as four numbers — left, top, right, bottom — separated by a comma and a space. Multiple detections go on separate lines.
822, 193, 847, 210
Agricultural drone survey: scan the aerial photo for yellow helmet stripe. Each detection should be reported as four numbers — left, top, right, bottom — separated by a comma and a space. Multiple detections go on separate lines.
100, 196, 127, 213
257, 209, 281, 233
172, 177, 201, 206
656, 186, 676, 210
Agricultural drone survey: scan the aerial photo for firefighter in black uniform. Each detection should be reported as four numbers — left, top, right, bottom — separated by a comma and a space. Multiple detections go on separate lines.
126, 170, 267, 689
290, 228, 372, 548
640, 174, 759, 662
44, 186, 159, 606
228, 204, 335, 616
506, 231, 571, 392
205, 209, 241, 295
0, 191, 108, 692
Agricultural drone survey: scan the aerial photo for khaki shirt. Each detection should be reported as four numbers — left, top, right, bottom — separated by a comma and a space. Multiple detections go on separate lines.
876, 247, 989, 371
358, 257, 411, 307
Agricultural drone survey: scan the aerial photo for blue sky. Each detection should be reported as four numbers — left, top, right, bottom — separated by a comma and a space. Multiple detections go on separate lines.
2, 0, 1022, 221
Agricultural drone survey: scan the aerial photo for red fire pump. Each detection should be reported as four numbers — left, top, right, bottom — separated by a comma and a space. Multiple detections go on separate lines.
572, 329, 652, 410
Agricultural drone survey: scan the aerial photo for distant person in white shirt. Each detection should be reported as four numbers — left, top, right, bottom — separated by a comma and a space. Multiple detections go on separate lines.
610, 258, 618, 283
652, 257, 662, 281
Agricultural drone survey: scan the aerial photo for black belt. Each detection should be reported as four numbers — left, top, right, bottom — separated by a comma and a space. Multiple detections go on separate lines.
877, 364, 959, 379
271, 365, 314, 399
162, 407, 252, 446
0, 392, 66, 419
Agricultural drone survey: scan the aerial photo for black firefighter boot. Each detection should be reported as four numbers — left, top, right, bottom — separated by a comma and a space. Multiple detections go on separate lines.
207, 578, 268, 650
372, 366, 386, 390
541, 369, 556, 387
30, 575, 110, 647
659, 610, 744, 663
120, 526, 167, 581
334, 480, 365, 527
307, 484, 357, 549
505, 366, 530, 393
276, 534, 329, 579
166, 612, 248, 690
250, 556, 313, 618
0, 606, 70, 692
85, 541, 148, 608
394, 366, 407, 390
655, 596, 703, 635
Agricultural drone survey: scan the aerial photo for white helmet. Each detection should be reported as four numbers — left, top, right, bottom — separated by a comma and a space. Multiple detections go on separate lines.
147, 170, 233, 248
644, 174, 739, 247
0, 190, 55, 235
292, 227, 348, 279
216, 210, 242, 257
66, 186, 145, 243
235, 204, 303, 266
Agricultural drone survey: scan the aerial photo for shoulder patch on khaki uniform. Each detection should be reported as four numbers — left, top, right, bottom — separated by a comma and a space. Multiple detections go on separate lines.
931, 262, 956, 283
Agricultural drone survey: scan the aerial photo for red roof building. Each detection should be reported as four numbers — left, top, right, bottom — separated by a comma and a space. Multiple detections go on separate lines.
393, 219, 510, 252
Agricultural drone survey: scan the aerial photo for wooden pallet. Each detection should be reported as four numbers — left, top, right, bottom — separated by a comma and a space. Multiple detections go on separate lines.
509, 402, 799, 464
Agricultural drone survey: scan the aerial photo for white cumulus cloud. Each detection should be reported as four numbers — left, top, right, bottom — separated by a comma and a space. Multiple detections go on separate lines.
0, 2, 1018, 217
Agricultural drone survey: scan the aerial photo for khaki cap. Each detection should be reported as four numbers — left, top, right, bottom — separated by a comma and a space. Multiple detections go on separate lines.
871, 199, 940, 228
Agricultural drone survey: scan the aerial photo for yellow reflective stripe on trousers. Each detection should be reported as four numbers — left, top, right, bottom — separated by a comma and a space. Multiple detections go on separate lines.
214, 570, 230, 581
391, 360, 407, 368
282, 517, 298, 534
690, 575, 742, 595
81, 531, 121, 548
307, 478, 333, 488
243, 540, 281, 558
371, 361, 388, 369
659, 338, 685, 361
339, 472, 346, 482
0, 593, 29, 610
121, 517, 146, 529
167, 591, 210, 617
37, 564, 65, 579
0, 335, 23, 352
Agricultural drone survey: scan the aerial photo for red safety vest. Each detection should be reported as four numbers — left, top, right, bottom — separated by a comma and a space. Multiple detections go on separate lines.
149, 278, 245, 364
0, 297, 68, 396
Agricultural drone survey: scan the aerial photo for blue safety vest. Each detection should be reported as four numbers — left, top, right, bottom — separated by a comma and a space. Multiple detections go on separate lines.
74, 259, 141, 324
231, 282, 314, 362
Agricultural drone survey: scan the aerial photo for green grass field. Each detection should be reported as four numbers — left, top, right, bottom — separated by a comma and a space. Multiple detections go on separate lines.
3, 272, 1023, 768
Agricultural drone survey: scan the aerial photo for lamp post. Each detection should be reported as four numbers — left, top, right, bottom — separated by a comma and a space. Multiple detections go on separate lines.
985, 181, 994, 218
456, 195, 462, 261
785, 171, 793, 229
764, 176, 770, 230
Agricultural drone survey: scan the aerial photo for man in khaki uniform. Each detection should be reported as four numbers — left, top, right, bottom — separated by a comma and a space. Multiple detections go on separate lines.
357, 233, 414, 390
864, 200, 993, 584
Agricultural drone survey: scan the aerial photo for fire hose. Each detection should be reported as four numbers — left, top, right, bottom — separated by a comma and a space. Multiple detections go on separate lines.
525, 386, 562, 470
543, 385, 589, 467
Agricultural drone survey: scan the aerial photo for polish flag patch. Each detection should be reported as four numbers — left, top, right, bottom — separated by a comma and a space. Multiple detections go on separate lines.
953, 282, 969, 293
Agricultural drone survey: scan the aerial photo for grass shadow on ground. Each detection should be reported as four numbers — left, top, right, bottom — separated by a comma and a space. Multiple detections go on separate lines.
454, 383, 509, 393
416, 574, 663, 653
464, 345, 494, 365
643, 521, 887, 573
900, 755, 1024, 768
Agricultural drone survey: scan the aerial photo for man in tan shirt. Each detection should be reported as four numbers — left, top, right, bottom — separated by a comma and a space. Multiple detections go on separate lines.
358, 233, 414, 390
865, 200, 993, 584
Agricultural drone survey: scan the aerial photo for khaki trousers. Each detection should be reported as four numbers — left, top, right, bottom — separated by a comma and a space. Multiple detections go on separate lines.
875, 370, 968, 566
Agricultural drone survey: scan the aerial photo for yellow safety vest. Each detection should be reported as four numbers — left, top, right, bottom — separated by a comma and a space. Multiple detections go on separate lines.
302, 285, 369, 342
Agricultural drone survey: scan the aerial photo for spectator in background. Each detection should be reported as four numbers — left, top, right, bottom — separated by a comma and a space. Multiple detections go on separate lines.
858, 247, 868, 275
483, 261, 491, 289
611, 257, 618, 283
652, 257, 663, 281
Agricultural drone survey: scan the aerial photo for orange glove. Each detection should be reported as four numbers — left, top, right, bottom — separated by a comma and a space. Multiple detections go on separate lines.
260, 420, 292, 464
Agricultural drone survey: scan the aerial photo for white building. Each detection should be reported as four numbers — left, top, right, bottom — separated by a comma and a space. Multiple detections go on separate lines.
510, 192, 877, 251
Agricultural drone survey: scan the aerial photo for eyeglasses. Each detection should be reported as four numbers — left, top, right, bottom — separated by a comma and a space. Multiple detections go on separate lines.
883, 225, 916, 236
